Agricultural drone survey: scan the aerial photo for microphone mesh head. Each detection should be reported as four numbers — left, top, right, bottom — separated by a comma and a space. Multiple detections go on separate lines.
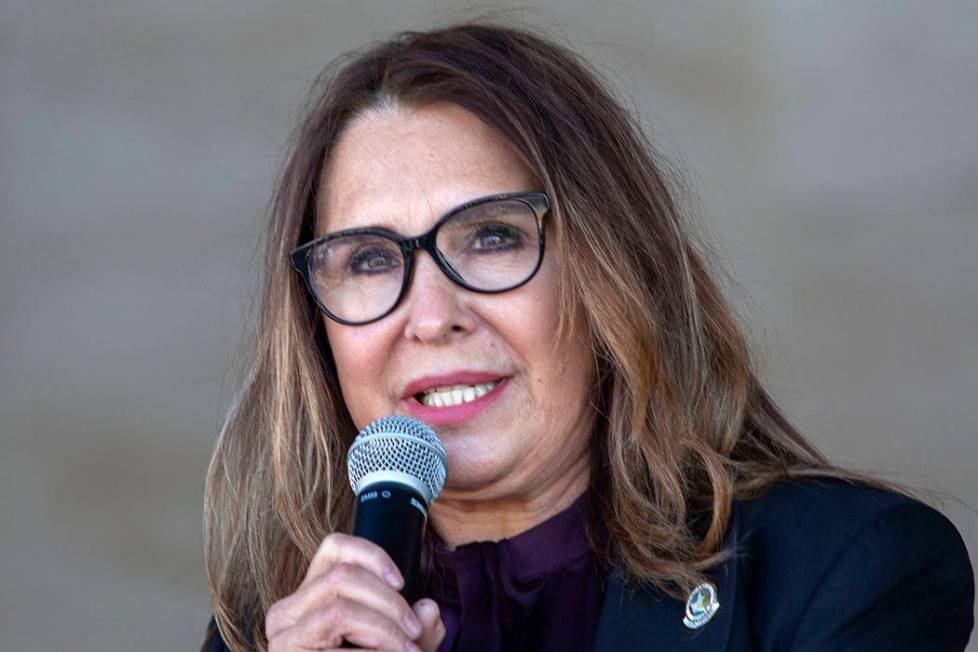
347, 416, 447, 505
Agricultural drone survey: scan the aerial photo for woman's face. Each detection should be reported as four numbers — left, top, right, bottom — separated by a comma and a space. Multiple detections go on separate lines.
317, 103, 595, 502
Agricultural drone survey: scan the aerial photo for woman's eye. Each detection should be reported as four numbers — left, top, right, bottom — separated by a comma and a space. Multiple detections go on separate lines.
348, 247, 400, 275
470, 224, 522, 252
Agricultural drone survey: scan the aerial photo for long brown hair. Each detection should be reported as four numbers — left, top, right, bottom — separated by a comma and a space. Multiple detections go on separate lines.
203, 21, 858, 651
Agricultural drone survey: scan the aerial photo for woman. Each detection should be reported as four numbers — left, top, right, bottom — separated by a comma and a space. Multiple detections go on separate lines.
202, 22, 974, 651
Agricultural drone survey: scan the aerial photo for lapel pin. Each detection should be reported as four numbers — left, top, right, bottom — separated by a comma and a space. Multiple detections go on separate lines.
683, 581, 720, 629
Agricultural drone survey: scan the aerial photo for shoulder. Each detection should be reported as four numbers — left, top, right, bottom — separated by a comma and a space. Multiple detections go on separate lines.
733, 477, 971, 581
734, 477, 944, 569
733, 478, 974, 650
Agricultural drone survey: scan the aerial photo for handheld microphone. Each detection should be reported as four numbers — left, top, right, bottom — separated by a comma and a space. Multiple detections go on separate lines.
347, 415, 447, 602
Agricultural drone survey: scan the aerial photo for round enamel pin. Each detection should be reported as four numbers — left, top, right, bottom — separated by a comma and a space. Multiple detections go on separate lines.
683, 581, 720, 629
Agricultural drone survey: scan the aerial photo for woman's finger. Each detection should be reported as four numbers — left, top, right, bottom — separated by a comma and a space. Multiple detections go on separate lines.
270, 562, 421, 641
303, 533, 404, 590
413, 599, 446, 652
271, 596, 422, 652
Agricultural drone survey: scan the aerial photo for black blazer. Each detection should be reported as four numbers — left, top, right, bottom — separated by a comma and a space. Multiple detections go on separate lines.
205, 480, 975, 651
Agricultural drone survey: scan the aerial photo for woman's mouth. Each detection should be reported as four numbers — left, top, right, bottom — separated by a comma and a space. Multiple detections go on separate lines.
415, 381, 499, 407
402, 375, 509, 426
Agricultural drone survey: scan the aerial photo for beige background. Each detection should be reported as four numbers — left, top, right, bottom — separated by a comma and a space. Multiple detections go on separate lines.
1, 2, 975, 650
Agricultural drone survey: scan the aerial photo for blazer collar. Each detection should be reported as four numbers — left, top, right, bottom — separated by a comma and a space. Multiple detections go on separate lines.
593, 501, 746, 651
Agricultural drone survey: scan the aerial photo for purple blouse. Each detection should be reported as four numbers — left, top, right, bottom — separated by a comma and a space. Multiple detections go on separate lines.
427, 494, 608, 652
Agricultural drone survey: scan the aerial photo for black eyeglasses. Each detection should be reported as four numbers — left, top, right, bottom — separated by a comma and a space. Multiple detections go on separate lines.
291, 191, 549, 325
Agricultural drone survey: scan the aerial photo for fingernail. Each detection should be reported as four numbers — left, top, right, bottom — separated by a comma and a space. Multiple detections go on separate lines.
384, 568, 403, 588
404, 612, 422, 637
405, 641, 422, 652
418, 599, 439, 618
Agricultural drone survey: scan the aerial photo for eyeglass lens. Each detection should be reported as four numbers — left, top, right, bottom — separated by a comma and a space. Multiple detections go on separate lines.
306, 198, 541, 323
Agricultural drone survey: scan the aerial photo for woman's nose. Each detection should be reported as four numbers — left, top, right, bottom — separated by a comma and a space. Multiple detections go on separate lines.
401, 252, 476, 344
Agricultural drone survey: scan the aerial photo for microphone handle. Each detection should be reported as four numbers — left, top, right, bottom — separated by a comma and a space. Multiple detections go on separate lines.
351, 481, 428, 603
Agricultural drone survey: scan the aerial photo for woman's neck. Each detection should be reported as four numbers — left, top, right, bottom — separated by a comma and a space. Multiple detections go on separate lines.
427, 456, 591, 549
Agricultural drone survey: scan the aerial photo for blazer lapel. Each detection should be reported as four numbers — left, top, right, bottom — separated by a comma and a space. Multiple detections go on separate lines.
593, 503, 747, 651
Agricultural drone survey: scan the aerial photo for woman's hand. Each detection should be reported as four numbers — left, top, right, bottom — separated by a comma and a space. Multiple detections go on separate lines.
265, 533, 445, 651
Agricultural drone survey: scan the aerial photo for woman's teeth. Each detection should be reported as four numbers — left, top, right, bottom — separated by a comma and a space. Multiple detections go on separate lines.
418, 382, 497, 407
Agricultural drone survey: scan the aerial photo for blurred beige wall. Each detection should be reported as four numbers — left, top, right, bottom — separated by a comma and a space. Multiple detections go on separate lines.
1, 2, 975, 650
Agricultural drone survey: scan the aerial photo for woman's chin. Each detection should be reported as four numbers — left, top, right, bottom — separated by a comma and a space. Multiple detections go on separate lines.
438, 451, 516, 498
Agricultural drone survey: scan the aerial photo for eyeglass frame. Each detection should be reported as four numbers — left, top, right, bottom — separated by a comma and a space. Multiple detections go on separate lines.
290, 191, 550, 326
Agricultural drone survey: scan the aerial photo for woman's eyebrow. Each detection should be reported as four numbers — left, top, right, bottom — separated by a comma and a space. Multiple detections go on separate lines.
320, 191, 501, 236
327, 220, 399, 234
318, 213, 405, 236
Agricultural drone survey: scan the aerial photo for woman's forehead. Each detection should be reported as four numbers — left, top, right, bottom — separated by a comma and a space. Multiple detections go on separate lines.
315, 103, 536, 234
